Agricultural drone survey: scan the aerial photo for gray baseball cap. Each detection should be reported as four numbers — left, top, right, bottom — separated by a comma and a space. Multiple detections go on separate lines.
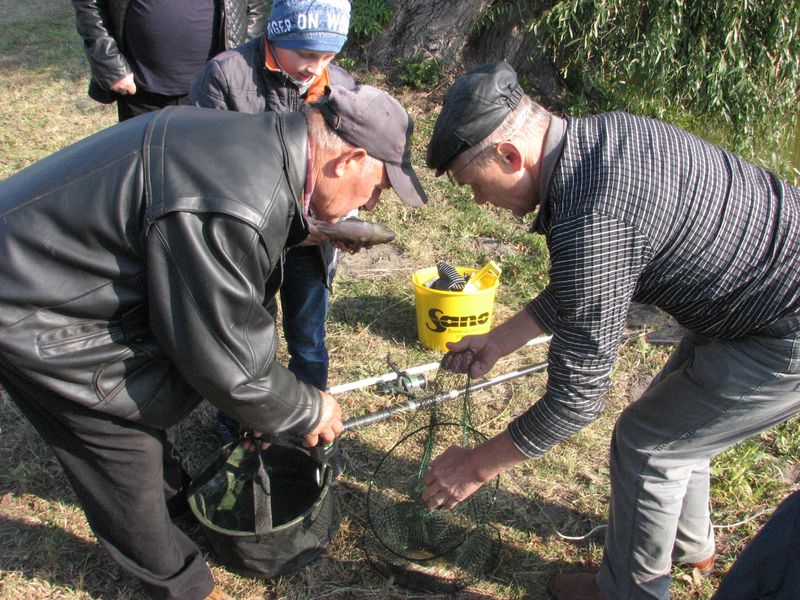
318, 85, 428, 207
426, 61, 523, 176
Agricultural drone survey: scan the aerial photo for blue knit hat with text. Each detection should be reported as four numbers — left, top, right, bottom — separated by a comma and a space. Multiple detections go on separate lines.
267, 0, 351, 53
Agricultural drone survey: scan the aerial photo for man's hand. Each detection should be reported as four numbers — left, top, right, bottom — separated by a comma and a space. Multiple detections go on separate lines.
300, 219, 374, 254
443, 309, 546, 379
421, 431, 528, 510
240, 392, 342, 452
421, 445, 487, 510
303, 390, 342, 447
300, 219, 331, 246
110, 73, 136, 95
442, 334, 503, 379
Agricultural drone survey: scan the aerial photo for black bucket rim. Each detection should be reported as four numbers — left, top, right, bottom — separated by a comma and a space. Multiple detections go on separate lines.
187, 442, 336, 536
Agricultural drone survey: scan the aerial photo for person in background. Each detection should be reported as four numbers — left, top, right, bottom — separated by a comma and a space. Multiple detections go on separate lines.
189, 0, 358, 442
421, 61, 800, 600
0, 85, 427, 600
70, 0, 268, 121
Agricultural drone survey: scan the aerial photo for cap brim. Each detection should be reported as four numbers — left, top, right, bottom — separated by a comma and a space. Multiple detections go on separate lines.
386, 163, 428, 207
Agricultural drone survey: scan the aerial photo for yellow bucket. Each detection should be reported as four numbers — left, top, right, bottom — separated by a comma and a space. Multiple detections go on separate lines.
411, 266, 500, 352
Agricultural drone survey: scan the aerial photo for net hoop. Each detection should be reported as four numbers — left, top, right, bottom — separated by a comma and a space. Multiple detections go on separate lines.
366, 421, 499, 562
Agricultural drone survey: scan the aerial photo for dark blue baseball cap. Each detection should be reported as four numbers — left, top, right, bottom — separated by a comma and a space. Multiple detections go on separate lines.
319, 85, 428, 207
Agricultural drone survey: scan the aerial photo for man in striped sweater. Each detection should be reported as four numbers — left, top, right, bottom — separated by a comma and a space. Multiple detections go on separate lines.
422, 61, 800, 600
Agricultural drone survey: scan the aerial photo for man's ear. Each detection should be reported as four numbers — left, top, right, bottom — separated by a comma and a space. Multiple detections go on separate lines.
333, 148, 368, 177
495, 141, 524, 172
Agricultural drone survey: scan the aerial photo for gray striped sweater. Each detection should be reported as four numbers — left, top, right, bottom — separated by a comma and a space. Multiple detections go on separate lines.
510, 112, 800, 458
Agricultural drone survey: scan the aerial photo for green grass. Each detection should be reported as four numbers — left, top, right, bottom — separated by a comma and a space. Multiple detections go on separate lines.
1, 2, 799, 599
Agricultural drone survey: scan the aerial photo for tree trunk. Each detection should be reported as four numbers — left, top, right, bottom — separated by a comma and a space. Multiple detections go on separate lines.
367, 0, 496, 70
366, 0, 566, 107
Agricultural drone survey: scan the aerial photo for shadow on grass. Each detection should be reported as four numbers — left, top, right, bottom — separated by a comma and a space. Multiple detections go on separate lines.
2, 392, 599, 598
328, 293, 418, 344
0, 514, 142, 598
334, 435, 603, 596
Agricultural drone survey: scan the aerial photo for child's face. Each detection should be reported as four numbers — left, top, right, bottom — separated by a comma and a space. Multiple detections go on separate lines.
273, 47, 337, 83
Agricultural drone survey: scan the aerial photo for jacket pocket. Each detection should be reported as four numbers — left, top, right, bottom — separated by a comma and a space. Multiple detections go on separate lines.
37, 319, 133, 362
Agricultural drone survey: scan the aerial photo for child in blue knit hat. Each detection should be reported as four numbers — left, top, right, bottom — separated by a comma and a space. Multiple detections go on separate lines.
266, 0, 351, 94
189, 0, 356, 443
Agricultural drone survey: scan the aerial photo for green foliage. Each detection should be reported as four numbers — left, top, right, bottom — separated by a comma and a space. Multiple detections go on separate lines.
396, 55, 443, 89
531, 0, 800, 158
762, 416, 800, 458
349, 0, 393, 45
336, 56, 358, 71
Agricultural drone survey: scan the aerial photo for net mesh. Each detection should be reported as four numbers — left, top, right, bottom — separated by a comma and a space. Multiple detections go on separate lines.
365, 365, 498, 566
360, 522, 501, 594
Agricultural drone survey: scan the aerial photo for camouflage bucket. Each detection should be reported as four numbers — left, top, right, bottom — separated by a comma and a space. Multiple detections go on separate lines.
187, 441, 340, 579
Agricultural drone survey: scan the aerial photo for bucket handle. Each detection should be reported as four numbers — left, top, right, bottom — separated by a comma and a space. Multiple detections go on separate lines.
303, 464, 334, 528
252, 449, 274, 537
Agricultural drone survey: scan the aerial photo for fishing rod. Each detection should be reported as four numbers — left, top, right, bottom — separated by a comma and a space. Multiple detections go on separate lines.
328, 335, 551, 396
341, 359, 548, 432
261, 351, 550, 464
328, 359, 439, 395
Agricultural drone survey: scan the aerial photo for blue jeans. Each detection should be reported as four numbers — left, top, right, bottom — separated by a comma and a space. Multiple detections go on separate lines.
280, 245, 330, 391
597, 329, 800, 599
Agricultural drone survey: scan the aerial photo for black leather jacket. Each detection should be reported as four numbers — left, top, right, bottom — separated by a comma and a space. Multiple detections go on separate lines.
71, 0, 267, 102
0, 107, 321, 435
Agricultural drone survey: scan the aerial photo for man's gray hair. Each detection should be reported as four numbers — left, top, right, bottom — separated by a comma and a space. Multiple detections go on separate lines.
464, 95, 552, 171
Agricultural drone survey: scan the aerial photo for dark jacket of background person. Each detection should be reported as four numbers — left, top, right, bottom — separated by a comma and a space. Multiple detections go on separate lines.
189, 33, 355, 289
71, 0, 267, 103
189, 35, 353, 114
0, 106, 322, 436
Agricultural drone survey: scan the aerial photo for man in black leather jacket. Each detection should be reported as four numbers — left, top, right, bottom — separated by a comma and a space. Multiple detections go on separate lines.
71, 0, 267, 120
0, 85, 427, 600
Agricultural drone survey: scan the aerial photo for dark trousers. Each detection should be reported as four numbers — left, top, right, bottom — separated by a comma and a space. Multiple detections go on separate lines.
0, 362, 214, 600
117, 90, 187, 122
713, 488, 800, 599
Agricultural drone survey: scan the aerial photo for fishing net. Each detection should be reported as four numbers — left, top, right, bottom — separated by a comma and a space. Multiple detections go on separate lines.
360, 521, 501, 594
365, 363, 499, 575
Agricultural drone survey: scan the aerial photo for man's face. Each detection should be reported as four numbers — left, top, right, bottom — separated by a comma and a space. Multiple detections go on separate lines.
449, 145, 534, 217
273, 47, 336, 83
311, 152, 391, 222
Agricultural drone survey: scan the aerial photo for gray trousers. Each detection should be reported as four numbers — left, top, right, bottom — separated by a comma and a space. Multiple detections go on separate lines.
597, 328, 800, 599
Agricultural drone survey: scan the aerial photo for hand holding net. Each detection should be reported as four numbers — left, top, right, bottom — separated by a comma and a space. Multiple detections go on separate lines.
366, 362, 498, 562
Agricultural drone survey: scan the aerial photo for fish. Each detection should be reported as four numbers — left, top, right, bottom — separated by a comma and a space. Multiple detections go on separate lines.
314, 217, 396, 245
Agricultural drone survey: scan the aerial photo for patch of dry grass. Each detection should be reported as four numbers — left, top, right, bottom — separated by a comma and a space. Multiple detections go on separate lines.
2, 2, 799, 600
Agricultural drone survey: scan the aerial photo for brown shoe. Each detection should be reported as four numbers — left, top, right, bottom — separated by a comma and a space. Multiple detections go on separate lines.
683, 553, 715, 575
549, 572, 608, 600
205, 587, 234, 600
